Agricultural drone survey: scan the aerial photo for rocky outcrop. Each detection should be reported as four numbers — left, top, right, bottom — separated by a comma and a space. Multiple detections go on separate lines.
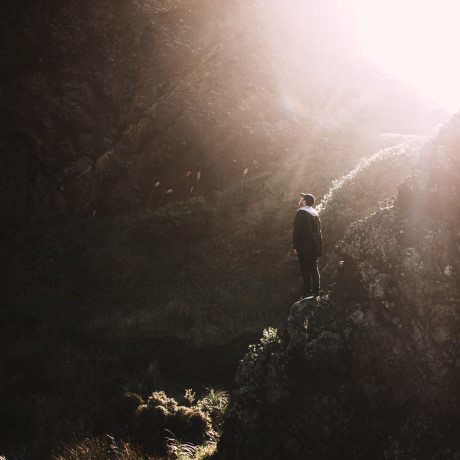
216, 115, 460, 459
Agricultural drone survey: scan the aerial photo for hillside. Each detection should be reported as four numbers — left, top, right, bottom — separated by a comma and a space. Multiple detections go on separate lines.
1, 0, 446, 220
216, 114, 460, 459
0, 0, 453, 458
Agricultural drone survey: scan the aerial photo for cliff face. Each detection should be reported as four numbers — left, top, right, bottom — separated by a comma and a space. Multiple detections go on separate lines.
216, 115, 460, 459
1, 0, 447, 221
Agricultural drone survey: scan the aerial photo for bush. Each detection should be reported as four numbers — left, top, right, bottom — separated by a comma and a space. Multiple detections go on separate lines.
94, 392, 143, 437
197, 389, 229, 435
94, 390, 213, 457
318, 143, 417, 251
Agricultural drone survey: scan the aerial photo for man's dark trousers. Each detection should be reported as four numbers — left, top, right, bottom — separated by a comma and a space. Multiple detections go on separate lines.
298, 251, 320, 296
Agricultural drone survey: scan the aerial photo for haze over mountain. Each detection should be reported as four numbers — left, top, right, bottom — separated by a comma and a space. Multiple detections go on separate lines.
0, 0, 447, 220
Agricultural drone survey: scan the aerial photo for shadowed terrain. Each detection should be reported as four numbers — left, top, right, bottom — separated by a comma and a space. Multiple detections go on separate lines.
0, 1, 455, 459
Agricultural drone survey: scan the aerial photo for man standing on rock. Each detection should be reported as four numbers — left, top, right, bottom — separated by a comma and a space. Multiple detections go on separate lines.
293, 193, 323, 300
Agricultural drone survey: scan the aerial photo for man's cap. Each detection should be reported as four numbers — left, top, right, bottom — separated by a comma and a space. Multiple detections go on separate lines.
300, 193, 315, 205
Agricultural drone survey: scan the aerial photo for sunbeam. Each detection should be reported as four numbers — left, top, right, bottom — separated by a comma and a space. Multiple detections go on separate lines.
350, 0, 460, 113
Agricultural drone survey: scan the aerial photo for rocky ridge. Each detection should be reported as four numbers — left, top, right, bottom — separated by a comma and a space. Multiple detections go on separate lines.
216, 115, 460, 459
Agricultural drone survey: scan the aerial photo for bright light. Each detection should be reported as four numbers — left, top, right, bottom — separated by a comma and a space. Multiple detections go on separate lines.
349, 0, 460, 113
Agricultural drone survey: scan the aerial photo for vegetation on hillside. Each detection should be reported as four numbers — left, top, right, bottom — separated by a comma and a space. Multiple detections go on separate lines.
0, 1, 448, 458
52, 388, 228, 460
0, 137, 423, 458
0, 0, 445, 221
318, 135, 424, 250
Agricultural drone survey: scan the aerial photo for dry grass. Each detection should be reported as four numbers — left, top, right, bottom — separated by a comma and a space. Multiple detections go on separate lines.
52, 435, 156, 460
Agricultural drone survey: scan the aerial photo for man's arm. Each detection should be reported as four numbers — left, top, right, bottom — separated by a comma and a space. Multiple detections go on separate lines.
293, 210, 304, 250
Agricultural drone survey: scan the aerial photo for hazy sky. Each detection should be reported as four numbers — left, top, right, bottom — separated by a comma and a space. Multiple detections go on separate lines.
349, 0, 460, 113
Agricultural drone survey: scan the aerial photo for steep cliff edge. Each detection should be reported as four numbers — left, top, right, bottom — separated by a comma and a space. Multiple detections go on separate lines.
216, 115, 460, 459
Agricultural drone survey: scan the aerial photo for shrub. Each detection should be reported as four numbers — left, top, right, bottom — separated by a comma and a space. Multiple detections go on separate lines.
197, 388, 229, 435
94, 390, 213, 457
165, 432, 197, 460
318, 143, 417, 250
133, 396, 211, 455
147, 391, 179, 413
167, 407, 210, 446
133, 403, 170, 453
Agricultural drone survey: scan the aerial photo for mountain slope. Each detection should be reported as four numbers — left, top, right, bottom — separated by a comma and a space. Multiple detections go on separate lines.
216, 114, 460, 459
1, 0, 447, 220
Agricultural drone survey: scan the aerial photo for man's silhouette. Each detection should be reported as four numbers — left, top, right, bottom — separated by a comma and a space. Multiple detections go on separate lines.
293, 193, 323, 299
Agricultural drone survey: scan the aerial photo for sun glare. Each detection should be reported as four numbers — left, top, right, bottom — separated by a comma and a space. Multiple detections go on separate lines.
349, 0, 460, 113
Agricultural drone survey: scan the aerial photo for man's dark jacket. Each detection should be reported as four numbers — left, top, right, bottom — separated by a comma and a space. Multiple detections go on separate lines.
293, 206, 322, 255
